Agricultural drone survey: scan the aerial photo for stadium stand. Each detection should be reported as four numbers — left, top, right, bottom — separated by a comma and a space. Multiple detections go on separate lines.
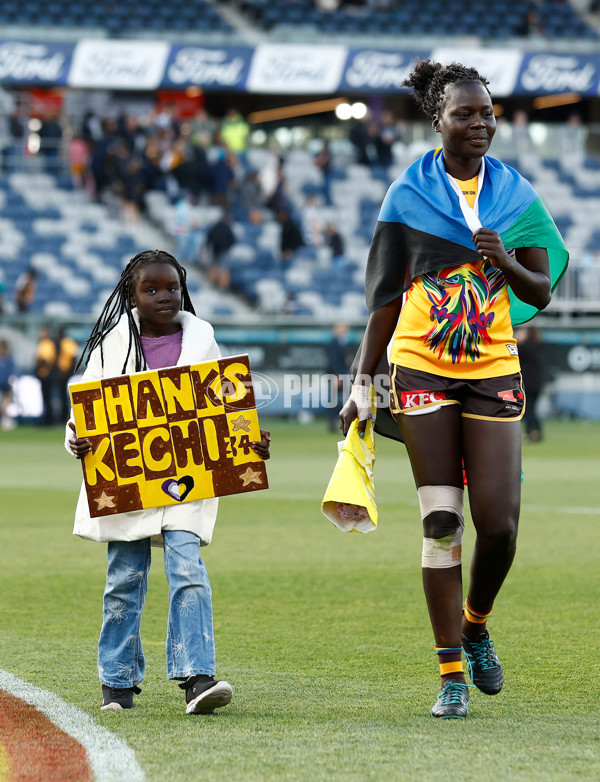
235, 0, 598, 40
0, 0, 234, 35
3, 133, 600, 323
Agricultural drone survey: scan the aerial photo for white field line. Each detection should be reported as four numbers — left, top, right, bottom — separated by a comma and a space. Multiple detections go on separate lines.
253, 492, 600, 515
0, 670, 145, 782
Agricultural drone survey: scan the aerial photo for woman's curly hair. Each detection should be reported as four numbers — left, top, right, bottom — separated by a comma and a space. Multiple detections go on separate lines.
403, 59, 491, 120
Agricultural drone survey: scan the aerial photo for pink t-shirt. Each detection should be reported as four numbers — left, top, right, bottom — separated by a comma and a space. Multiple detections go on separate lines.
140, 329, 183, 370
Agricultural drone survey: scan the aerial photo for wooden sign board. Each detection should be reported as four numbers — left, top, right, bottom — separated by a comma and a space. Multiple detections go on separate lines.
69, 354, 268, 518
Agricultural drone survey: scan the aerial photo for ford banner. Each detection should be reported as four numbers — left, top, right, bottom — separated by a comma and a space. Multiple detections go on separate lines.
162, 45, 252, 91
0, 40, 73, 85
340, 50, 426, 93
68, 39, 170, 90
517, 53, 600, 96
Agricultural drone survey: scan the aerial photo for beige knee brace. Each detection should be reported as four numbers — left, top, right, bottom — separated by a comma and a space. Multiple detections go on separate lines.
418, 485, 465, 568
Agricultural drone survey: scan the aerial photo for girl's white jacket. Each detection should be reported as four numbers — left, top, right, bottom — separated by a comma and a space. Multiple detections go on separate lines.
64, 310, 220, 545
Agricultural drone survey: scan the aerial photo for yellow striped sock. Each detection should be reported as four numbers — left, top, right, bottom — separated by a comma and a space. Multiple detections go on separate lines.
439, 661, 464, 676
464, 598, 491, 624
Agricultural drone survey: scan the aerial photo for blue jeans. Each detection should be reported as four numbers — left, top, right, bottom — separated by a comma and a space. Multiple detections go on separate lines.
98, 530, 216, 687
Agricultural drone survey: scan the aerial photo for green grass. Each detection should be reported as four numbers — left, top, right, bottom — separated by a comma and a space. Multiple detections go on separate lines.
1, 419, 599, 781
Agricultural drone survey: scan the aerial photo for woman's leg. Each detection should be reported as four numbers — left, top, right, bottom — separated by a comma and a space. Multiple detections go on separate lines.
98, 539, 150, 688
399, 406, 464, 682
461, 417, 522, 632
163, 530, 216, 680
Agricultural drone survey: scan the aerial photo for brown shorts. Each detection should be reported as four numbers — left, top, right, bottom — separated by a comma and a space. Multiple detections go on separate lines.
390, 364, 525, 422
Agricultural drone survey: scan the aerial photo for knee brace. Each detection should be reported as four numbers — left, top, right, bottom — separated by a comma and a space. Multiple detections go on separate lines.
418, 485, 465, 569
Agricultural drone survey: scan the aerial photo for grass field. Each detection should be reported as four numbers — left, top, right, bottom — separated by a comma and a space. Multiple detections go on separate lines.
1, 418, 599, 781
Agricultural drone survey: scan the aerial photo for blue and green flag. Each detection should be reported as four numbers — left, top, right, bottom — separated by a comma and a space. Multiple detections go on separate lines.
365, 149, 569, 325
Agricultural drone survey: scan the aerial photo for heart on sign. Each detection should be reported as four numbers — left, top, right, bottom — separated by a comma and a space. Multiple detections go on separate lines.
161, 476, 195, 502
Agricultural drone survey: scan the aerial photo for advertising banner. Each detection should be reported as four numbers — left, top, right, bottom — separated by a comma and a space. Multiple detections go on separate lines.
246, 43, 348, 94
69, 354, 268, 518
0, 40, 73, 85
431, 47, 524, 97
68, 39, 170, 90
516, 53, 600, 96
340, 49, 426, 93
162, 45, 252, 90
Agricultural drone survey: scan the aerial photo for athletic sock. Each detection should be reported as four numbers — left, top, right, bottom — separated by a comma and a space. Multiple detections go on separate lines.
434, 646, 464, 679
464, 597, 492, 626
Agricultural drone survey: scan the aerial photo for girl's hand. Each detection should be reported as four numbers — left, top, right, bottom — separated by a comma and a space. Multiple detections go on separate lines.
472, 228, 509, 268
252, 429, 271, 460
68, 421, 92, 460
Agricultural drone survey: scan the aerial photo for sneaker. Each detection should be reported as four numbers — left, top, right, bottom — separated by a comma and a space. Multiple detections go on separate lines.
179, 675, 233, 715
430, 680, 470, 719
462, 630, 504, 695
101, 685, 141, 710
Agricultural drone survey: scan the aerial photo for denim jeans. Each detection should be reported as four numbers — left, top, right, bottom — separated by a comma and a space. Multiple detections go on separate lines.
98, 530, 216, 687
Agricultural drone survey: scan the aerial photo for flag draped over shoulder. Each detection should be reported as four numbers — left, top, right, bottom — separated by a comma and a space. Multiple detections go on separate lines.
365, 148, 569, 325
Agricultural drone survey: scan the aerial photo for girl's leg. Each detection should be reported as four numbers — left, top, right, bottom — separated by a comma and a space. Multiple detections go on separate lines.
163, 530, 216, 679
461, 417, 521, 635
98, 539, 150, 688
399, 406, 464, 683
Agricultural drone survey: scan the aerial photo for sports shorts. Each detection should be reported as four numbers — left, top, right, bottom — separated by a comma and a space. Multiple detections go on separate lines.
390, 364, 525, 422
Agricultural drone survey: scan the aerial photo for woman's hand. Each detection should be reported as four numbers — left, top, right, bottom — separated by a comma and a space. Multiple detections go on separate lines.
339, 385, 370, 438
472, 228, 509, 268
252, 429, 271, 460
473, 229, 551, 310
68, 421, 92, 460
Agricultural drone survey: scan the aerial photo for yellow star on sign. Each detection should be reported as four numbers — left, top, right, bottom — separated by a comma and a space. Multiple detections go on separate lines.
94, 491, 116, 510
240, 466, 262, 487
231, 415, 251, 432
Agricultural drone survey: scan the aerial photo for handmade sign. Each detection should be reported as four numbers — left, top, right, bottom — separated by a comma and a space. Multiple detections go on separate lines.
69, 354, 268, 517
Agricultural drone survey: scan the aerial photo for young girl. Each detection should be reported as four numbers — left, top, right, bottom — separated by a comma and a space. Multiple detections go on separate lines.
341, 61, 567, 719
66, 249, 270, 714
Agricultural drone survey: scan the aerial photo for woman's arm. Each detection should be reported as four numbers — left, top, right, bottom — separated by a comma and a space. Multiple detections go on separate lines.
473, 229, 551, 310
340, 297, 402, 436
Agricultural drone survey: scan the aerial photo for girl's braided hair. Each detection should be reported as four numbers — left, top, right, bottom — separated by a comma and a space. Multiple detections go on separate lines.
403, 59, 491, 120
75, 249, 196, 375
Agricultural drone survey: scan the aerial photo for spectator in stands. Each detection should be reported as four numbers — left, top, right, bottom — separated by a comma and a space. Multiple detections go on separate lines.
206, 211, 236, 289
377, 110, 401, 167
349, 112, 380, 166
511, 109, 534, 155
219, 108, 250, 161
112, 141, 146, 223
191, 109, 217, 148
69, 133, 90, 191
210, 147, 236, 208
172, 141, 211, 202
38, 108, 64, 175
266, 164, 292, 214
238, 170, 265, 217
0, 339, 17, 430
56, 328, 79, 424
314, 140, 333, 205
302, 194, 325, 246
517, 8, 546, 37
3, 105, 26, 173
174, 191, 203, 265
277, 208, 304, 263
35, 326, 57, 426
325, 224, 349, 274
13, 268, 37, 313
90, 118, 118, 201
517, 326, 546, 443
